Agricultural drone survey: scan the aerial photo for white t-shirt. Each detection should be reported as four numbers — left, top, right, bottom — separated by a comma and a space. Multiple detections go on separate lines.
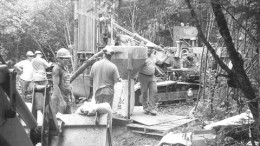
16, 60, 33, 81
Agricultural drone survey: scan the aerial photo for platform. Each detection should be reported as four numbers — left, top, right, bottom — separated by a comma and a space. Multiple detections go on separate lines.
126, 106, 197, 136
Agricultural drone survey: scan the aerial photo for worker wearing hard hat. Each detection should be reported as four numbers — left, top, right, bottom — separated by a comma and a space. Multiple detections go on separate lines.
51, 48, 73, 114
31, 50, 52, 85
90, 46, 120, 107
138, 42, 170, 115
14, 51, 35, 101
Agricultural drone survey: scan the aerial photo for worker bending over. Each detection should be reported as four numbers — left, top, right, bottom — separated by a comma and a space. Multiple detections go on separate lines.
139, 43, 169, 115
32, 50, 52, 85
51, 48, 72, 114
90, 46, 121, 107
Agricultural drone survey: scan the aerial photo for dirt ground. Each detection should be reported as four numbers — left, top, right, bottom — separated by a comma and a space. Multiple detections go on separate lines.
112, 103, 196, 146
112, 125, 161, 146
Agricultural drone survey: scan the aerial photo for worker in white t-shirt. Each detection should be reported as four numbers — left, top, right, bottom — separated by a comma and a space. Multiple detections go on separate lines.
14, 51, 35, 100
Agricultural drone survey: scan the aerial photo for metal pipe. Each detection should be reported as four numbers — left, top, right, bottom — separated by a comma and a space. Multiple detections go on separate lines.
127, 53, 133, 119
176, 41, 182, 58
70, 51, 103, 83
113, 23, 164, 51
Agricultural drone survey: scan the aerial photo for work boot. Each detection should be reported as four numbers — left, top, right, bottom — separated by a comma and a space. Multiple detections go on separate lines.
142, 103, 149, 111
144, 107, 157, 116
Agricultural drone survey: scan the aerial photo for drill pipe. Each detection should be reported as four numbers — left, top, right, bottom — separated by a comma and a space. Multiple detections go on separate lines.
70, 51, 103, 83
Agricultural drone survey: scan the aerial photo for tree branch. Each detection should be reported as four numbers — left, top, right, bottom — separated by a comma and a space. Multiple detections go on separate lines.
221, 6, 258, 44
210, 0, 244, 69
185, 0, 232, 75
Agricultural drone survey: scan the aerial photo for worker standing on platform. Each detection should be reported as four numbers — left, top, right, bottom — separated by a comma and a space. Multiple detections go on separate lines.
32, 50, 52, 85
51, 48, 72, 114
14, 51, 35, 101
139, 43, 169, 116
90, 46, 120, 107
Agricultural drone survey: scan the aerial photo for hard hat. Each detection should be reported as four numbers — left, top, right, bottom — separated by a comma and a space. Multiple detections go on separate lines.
35, 51, 42, 54
103, 46, 114, 55
56, 48, 71, 58
145, 42, 156, 48
26, 51, 34, 56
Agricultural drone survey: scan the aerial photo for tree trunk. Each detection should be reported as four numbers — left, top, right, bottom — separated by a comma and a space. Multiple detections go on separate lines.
185, 0, 260, 137
256, 0, 260, 143
210, 0, 259, 126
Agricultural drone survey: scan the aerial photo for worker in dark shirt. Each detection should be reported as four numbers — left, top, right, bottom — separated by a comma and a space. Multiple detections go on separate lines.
51, 48, 72, 114
90, 46, 120, 107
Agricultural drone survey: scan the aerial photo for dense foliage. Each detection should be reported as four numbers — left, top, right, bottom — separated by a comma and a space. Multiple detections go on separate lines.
0, 0, 73, 62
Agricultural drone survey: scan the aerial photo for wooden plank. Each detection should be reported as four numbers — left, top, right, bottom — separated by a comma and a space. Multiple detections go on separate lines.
127, 118, 198, 136
128, 123, 178, 131
131, 106, 189, 126
131, 129, 164, 136
112, 115, 132, 126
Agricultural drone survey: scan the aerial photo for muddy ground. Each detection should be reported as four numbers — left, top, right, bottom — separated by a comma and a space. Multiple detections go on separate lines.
112, 104, 196, 146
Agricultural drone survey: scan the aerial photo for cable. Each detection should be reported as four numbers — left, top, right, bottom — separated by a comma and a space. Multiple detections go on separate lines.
0, 54, 6, 64
82, 70, 88, 102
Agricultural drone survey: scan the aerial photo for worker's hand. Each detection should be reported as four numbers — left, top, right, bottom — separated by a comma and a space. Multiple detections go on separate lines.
59, 98, 67, 112
79, 97, 88, 103
16, 67, 23, 74
70, 94, 75, 103
165, 51, 171, 58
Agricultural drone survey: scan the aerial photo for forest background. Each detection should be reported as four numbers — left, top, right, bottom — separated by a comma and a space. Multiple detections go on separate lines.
1, 0, 260, 141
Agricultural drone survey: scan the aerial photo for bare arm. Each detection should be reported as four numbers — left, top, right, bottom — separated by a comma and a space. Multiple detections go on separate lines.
14, 62, 23, 73
52, 68, 64, 102
14, 65, 23, 73
113, 67, 121, 83
156, 52, 170, 65
43, 58, 52, 68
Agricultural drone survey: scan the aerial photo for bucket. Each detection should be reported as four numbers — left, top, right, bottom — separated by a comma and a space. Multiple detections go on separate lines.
71, 74, 90, 98
111, 46, 147, 79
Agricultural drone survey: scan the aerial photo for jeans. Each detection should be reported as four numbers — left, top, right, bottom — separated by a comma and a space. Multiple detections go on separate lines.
139, 73, 158, 109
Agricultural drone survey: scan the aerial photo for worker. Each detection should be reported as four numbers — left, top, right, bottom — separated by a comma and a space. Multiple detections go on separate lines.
51, 48, 72, 114
90, 46, 120, 107
139, 42, 169, 115
32, 50, 52, 85
14, 51, 35, 101
181, 52, 194, 68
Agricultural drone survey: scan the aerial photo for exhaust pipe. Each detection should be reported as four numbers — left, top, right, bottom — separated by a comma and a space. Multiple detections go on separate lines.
175, 41, 182, 58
